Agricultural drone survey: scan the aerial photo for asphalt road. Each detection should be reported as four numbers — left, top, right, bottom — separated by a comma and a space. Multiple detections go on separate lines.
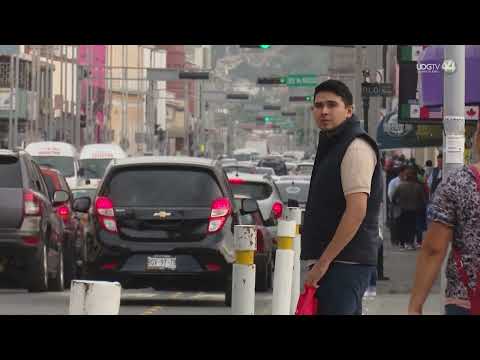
0, 288, 274, 315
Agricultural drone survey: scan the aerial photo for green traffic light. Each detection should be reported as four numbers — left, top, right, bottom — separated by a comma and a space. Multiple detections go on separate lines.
259, 45, 271, 49
265, 116, 271, 122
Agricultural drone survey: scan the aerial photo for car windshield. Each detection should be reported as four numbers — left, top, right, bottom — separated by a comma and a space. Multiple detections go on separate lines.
233, 154, 252, 162
296, 165, 313, 175
72, 189, 97, 201
32, 156, 75, 178
276, 182, 310, 203
106, 167, 223, 207
80, 159, 112, 179
0, 157, 22, 188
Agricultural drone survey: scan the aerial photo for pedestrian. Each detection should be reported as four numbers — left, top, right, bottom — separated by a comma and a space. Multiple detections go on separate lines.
424, 160, 434, 180
409, 124, 480, 315
387, 165, 407, 246
392, 167, 426, 250
427, 153, 443, 200
301, 80, 383, 315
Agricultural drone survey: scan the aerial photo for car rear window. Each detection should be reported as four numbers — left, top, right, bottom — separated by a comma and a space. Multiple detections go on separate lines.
42, 173, 57, 199
105, 167, 223, 207
229, 182, 272, 201
276, 182, 310, 203
0, 156, 22, 188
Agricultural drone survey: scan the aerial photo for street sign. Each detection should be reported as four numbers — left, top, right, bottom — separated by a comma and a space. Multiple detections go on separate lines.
361, 83, 394, 97
282, 74, 318, 88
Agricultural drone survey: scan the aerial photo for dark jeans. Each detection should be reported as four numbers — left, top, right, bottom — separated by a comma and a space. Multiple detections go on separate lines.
445, 304, 471, 315
398, 211, 417, 247
314, 262, 376, 315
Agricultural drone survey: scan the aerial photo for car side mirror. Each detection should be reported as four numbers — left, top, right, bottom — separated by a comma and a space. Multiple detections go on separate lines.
241, 198, 258, 214
73, 197, 91, 213
53, 190, 70, 205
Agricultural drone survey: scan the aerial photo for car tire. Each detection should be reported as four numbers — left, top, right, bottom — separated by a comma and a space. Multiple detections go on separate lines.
255, 254, 271, 292
224, 269, 232, 307
63, 236, 76, 289
48, 246, 65, 292
27, 243, 49, 293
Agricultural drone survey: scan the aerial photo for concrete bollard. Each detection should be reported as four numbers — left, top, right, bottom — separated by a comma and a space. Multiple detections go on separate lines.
232, 225, 257, 315
284, 207, 302, 315
69, 280, 122, 315
272, 219, 296, 315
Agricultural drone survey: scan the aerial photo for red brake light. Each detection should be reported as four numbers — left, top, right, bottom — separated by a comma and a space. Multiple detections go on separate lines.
23, 190, 41, 216
272, 201, 283, 219
208, 197, 232, 234
229, 178, 245, 185
95, 196, 118, 233
57, 205, 70, 222
205, 263, 222, 272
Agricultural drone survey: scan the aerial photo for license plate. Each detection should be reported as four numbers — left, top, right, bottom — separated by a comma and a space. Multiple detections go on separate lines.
146, 256, 176, 271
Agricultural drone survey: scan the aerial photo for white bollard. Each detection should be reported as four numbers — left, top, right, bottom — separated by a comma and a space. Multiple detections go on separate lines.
69, 280, 122, 315
232, 225, 257, 315
284, 207, 302, 315
272, 219, 296, 315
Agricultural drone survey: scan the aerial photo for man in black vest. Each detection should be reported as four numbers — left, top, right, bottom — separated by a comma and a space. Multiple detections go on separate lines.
302, 80, 383, 315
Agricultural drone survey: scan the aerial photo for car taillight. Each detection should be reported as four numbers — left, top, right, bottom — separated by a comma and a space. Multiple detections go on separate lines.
207, 197, 232, 234
23, 190, 41, 216
272, 201, 283, 219
228, 178, 245, 185
56, 205, 70, 222
95, 196, 118, 233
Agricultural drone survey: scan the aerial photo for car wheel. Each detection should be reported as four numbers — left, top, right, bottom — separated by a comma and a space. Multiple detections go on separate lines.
48, 246, 65, 292
27, 243, 48, 293
224, 269, 232, 307
63, 236, 77, 289
255, 254, 270, 292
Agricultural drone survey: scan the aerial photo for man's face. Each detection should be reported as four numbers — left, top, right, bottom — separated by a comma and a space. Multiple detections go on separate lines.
312, 91, 353, 131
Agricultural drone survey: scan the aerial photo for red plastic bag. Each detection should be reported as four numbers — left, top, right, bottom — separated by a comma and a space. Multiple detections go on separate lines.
295, 285, 318, 315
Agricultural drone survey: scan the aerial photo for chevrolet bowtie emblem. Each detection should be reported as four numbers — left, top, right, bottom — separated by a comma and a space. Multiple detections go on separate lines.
153, 211, 172, 219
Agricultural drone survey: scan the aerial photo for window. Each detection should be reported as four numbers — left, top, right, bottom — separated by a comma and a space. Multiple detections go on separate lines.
0, 156, 22, 188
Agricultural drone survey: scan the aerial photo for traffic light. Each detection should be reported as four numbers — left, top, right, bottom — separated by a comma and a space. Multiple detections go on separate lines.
239, 45, 271, 49
289, 95, 313, 102
264, 104, 281, 111
257, 77, 285, 85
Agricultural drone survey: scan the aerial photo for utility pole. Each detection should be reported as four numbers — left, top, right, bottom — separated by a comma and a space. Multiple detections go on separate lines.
13, 53, 19, 147
75, 46, 81, 148
439, 45, 465, 315
184, 81, 190, 155
8, 54, 14, 149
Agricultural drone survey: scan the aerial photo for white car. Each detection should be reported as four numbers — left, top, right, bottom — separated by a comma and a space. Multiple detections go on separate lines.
25, 141, 81, 189
79, 143, 127, 187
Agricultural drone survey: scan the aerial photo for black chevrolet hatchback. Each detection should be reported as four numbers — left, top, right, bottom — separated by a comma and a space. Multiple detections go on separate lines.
75, 156, 256, 306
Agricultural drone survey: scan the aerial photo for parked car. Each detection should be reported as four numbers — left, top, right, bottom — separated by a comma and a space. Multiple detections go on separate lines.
40, 166, 86, 286
0, 149, 66, 292
73, 156, 258, 306
257, 157, 288, 176
234, 195, 274, 292
274, 175, 311, 209
226, 172, 283, 236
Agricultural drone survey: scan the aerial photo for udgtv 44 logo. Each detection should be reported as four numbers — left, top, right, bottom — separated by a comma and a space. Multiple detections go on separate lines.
417, 59, 457, 74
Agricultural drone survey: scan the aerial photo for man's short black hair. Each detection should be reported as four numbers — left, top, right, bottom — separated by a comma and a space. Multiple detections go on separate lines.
313, 79, 353, 107
426, 160, 433, 167
437, 153, 443, 159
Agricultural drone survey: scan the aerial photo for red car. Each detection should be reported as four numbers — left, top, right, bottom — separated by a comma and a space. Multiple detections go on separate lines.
234, 196, 274, 292
40, 166, 86, 288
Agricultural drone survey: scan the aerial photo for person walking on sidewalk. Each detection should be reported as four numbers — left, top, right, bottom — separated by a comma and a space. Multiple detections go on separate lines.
392, 167, 426, 250
388, 165, 407, 247
301, 80, 383, 315
409, 125, 480, 315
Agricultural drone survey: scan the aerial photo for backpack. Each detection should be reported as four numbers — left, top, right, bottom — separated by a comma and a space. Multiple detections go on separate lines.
452, 165, 480, 315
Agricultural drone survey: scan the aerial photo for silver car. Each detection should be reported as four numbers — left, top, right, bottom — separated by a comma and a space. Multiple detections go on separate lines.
226, 172, 283, 231
274, 175, 311, 209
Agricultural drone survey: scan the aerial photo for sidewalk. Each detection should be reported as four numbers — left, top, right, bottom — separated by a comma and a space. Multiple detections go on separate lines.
367, 228, 442, 315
